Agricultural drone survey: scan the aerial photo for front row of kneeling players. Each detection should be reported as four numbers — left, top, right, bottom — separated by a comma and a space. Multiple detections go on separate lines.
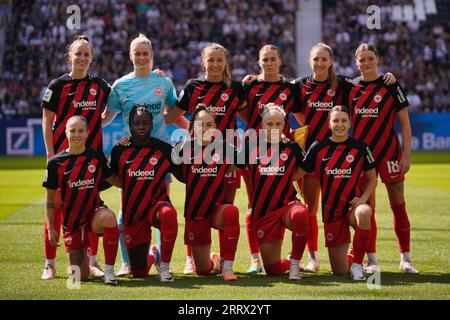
43, 103, 377, 285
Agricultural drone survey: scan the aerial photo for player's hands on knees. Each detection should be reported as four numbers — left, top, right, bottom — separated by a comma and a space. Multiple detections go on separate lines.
400, 155, 410, 175
118, 136, 131, 146
349, 197, 365, 210
47, 227, 58, 247
383, 72, 396, 85
242, 74, 258, 85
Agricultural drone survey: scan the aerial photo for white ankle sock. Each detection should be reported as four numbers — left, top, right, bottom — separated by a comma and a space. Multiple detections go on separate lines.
367, 253, 378, 264
309, 251, 318, 261
104, 265, 114, 273
89, 255, 98, 265
291, 259, 300, 268
401, 252, 411, 261
45, 259, 55, 266
223, 260, 233, 271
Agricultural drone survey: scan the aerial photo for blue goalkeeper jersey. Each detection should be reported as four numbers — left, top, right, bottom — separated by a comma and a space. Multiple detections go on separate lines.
106, 70, 177, 144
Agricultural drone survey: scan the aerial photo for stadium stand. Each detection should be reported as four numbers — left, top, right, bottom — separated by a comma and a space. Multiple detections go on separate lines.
0, 0, 297, 119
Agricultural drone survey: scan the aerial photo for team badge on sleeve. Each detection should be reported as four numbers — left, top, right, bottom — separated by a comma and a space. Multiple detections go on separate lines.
43, 88, 53, 102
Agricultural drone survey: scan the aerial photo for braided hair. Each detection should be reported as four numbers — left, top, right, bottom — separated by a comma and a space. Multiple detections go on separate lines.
129, 105, 154, 135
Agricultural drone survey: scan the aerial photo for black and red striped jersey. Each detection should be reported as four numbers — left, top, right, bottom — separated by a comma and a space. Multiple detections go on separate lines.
293, 75, 353, 149
349, 77, 409, 162
42, 148, 112, 232
301, 137, 376, 222
41, 74, 111, 153
175, 79, 246, 133
244, 79, 301, 135
110, 137, 174, 226
239, 140, 304, 219
173, 138, 236, 221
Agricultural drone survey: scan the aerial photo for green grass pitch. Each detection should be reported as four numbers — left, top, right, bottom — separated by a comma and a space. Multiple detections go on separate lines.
0, 152, 449, 300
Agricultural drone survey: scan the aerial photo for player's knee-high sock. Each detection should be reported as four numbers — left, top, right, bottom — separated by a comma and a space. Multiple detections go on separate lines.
246, 210, 259, 255
219, 205, 240, 261
196, 260, 214, 276
353, 227, 371, 265
157, 206, 178, 263
367, 208, 377, 254
290, 205, 309, 261
306, 213, 318, 256
347, 248, 354, 270
102, 226, 119, 266
117, 210, 129, 265
44, 209, 62, 261
264, 259, 291, 276
88, 232, 99, 257
391, 202, 410, 253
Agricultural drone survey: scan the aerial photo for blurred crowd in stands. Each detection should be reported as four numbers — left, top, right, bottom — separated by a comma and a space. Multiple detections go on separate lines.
0, 0, 448, 119
323, 0, 449, 113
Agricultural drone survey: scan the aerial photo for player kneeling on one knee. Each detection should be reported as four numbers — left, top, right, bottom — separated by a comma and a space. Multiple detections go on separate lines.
172, 105, 240, 281
297, 106, 377, 281
235, 104, 310, 280
110, 106, 180, 282
43, 115, 122, 285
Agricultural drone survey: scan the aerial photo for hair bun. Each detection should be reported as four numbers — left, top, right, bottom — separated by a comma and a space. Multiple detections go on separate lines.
77, 35, 90, 42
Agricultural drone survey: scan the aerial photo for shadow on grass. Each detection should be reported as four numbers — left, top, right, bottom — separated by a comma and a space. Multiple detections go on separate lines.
60, 271, 450, 289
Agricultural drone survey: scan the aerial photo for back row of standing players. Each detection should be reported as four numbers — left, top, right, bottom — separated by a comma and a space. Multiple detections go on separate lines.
40, 33, 417, 285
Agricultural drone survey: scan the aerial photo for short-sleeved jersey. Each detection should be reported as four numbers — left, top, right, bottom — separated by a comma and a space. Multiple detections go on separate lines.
301, 137, 376, 222
175, 79, 246, 133
349, 77, 409, 162
110, 137, 174, 226
106, 71, 177, 143
238, 140, 304, 219
42, 148, 112, 232
293, 75, 353, 149
172, 138, 236, 221
41, 74, 111, 153
244, 79, 301, 135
